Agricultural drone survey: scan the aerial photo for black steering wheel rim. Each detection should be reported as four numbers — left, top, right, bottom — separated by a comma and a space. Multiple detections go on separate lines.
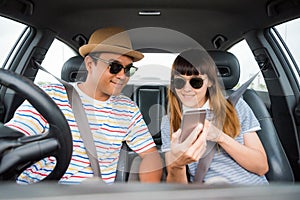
0, 68, 72, 181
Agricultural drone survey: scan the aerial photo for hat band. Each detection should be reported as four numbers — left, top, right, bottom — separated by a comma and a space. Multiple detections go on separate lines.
110, 44, 132, 50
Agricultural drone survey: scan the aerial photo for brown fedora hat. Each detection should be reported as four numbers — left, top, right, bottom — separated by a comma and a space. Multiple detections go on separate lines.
79, 27, 144, 62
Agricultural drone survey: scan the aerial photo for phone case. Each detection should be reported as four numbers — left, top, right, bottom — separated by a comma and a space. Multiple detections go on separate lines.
179, 108, 207, 143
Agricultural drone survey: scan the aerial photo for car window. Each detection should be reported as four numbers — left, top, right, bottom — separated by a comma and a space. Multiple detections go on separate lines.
129, 53, 177, 85
34, 39, 77, 85
273, 18, 300, 85
228, 40, 267, 92
0, 16, 27, 68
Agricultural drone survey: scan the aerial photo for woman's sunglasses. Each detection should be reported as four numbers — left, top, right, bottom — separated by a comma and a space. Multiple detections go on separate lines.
90, 55, 138, 77
173, 77, 204, 89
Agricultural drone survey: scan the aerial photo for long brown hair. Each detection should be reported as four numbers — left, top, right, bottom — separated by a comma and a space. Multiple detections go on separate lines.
168, 48, 240, 138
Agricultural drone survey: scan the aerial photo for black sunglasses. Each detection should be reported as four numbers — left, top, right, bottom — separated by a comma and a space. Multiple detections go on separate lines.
90, 55, 138, 77
173, 77, 204, 89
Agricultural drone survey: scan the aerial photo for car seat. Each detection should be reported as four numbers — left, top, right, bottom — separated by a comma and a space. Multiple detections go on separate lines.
61, 56, 87, 82
133, 85, 167, 148
208, 50, 294, 182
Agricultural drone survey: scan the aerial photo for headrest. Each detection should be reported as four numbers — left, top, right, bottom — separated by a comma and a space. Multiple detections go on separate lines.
61, 56, 87, 82
208, 50, 240, 90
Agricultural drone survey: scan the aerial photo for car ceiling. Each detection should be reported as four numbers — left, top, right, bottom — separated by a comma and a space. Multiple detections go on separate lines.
1, 0, 300, 52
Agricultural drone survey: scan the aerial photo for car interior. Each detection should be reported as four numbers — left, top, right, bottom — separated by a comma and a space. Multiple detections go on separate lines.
1, 0, 300, 199
59, 50, 294, 183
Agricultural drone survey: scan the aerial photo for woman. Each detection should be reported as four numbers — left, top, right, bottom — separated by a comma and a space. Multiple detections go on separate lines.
161, 48, 269, 184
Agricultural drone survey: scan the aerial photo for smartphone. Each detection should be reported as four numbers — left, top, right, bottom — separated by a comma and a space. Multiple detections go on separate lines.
179, 108, 207, 143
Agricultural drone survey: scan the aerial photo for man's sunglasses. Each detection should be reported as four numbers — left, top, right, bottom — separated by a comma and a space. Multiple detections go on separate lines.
173, 77, 204, 89
90, 55, 138, 77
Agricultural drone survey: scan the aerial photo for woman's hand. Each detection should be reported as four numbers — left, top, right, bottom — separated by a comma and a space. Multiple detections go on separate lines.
206, 122, 223, 142
165, 121, 209, 183
166, 122, 208, 168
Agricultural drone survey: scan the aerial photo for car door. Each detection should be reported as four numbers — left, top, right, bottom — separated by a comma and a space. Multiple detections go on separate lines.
237, 17, 300, 181
0, 15, 76, 123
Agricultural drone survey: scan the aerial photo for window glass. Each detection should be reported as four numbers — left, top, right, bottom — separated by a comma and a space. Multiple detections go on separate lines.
34, 39, 77, 85
228, 40, 267, 91
0, 16, 27, 68
274, 18, 300, 84
129, 53, 177, 85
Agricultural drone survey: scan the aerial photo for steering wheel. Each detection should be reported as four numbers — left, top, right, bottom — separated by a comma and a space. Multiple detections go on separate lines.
0, 68, 72, 181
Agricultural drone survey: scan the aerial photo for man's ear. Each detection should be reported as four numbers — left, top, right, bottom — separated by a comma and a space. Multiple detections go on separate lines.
84, 55, 93, 72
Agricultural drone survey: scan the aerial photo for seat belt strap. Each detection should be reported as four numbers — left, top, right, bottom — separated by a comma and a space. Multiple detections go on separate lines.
227, 71, 260, 105
34, 61, 102, 179
194, 71, 260, 183
193, 147, 215, 183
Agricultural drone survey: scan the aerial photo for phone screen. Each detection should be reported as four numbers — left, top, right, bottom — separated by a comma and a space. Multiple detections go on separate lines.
179, 109, 206, 143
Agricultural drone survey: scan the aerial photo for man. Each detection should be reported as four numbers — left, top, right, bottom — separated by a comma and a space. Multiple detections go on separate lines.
5, 27, 162, 184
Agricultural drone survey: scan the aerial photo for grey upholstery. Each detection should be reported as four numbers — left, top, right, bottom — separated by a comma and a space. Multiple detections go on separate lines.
208, 50, 294, 182
243, 89, 294, 182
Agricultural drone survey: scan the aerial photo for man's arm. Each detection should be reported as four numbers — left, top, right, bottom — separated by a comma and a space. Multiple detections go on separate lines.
5, 100, 47, 136
138, 147, 163, 182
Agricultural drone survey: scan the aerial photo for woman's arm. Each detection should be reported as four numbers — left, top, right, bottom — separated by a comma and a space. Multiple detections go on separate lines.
165, 159, 188, 183
208, 124, 268, 176
218, 131, 268, 176
165, 123, 208, 183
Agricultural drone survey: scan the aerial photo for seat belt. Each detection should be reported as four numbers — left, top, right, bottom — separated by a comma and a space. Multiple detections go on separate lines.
227, 71, 260, 106
34, 61, 102, 180
193, 71, 260, 183
193, 147, 215, 182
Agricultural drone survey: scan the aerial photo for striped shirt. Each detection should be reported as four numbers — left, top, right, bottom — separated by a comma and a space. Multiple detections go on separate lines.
161, 98, 269, 185
5, 82, 155, 184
